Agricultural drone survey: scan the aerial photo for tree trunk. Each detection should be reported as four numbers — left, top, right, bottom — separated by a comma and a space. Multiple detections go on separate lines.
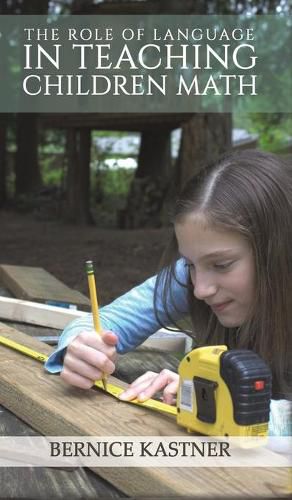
13, 0, 49, 199
136, 130, 171, 178
175, 114, 232, 191
160, 114, 232, 222
0, 3, 10, 206
122, 0, 233, 229
15, 114, 42, 197
121, 129, 172, 228
0, 117, 7, 207
63, 128, 93, 225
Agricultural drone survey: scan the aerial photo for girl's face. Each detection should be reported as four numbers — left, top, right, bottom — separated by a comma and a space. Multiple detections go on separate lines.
175, 214, 256, 328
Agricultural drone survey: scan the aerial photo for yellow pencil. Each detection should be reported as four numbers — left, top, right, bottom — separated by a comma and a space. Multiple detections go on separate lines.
86, 260, 107, 391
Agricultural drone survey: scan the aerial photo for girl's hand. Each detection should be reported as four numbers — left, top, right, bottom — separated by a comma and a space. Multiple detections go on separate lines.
60, 330, 118, 389
119, 369, 179, 405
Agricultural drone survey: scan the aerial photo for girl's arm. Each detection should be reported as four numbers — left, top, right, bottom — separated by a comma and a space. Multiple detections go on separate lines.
45, 258, 189, 373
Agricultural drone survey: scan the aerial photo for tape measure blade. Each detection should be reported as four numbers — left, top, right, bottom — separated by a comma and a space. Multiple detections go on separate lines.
94, 380, 177, 416
0, 335, 176, 417
0, 335, 48, 363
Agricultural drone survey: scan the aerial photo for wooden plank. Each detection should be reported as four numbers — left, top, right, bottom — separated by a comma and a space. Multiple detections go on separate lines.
41, 112, 191, 131
0, 296, 87, 329
0, 405, 122, 499
0, 264, 90, 309
0, 323, 289, 498
0, 296, 190, 352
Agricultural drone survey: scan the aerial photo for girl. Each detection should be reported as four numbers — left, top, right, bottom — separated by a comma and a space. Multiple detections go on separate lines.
45, 149, 292, 436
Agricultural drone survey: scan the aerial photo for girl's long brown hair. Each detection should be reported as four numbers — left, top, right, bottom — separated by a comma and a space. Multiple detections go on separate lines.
154, 149, 292, 398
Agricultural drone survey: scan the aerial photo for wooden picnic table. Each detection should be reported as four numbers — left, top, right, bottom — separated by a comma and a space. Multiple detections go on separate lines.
0, 283, 290, 499
0, 318, 180, 499
0, 276, 179, 499
0, 320, 119, 499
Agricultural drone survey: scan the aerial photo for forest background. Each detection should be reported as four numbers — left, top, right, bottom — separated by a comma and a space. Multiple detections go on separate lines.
0, 0, 291, 305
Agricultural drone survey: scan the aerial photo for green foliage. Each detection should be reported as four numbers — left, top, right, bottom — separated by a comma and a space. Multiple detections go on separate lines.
34, 128, 136, 227
91, 167, 135, 227
87, 131, 137, 226
99, 167, 134, 197
91, 129, 137, 202
234, 113, 292, 152
38, 129, 66, 186
92, 130, 127, 139
40, 153, 65, 186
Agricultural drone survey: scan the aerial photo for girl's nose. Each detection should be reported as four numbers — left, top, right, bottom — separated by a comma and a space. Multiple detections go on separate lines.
193, 273, 217, 300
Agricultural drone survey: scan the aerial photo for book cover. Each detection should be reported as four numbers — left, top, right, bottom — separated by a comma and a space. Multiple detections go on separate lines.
0, 2, 291, 499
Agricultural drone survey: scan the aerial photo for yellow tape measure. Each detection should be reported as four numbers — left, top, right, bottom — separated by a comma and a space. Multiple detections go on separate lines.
0, 335, 177, 417
0, 336, 49, 363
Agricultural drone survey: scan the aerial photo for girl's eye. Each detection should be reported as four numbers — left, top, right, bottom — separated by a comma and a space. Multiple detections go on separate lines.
213, 261, 234, 270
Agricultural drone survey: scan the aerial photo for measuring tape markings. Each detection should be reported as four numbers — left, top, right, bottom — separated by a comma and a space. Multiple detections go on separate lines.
0, 335, 177, 417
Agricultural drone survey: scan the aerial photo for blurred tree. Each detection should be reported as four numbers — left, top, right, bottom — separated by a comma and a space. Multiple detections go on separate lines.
102, 0, 289, 227
136, 130, 172, 180
14, 0, 50, 197
15, 114, 42, 196
56, 0, 289, 226
0, 114, 7, 207
175, 114, 232, 190
63, 128, 93, 224
121, 0, 232, 227
121, 129, 172, 228
6, 0, 289, 224
0, 2, 9, 207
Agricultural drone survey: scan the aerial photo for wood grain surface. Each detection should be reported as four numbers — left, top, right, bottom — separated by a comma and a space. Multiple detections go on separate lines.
0, 404, 123, 499
0, 323, 290, 498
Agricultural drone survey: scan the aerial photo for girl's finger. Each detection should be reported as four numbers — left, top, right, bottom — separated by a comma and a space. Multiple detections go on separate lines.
67, 342, 115, 374
73, 331, 117, 359
162, 379, 179, 405
60, 367, 94, 389
64, 353, 103, 381
119, 376, 157, 401
129, 371, 158, 388
102, 331, 119, 346
137, 370, 179, 402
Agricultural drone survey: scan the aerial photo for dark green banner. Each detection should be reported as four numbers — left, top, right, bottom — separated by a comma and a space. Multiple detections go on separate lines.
0, 15, 291, 112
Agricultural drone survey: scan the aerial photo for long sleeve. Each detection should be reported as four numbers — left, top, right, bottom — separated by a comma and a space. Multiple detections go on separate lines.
45, 258, 189, 373
268, 399, 292, 438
